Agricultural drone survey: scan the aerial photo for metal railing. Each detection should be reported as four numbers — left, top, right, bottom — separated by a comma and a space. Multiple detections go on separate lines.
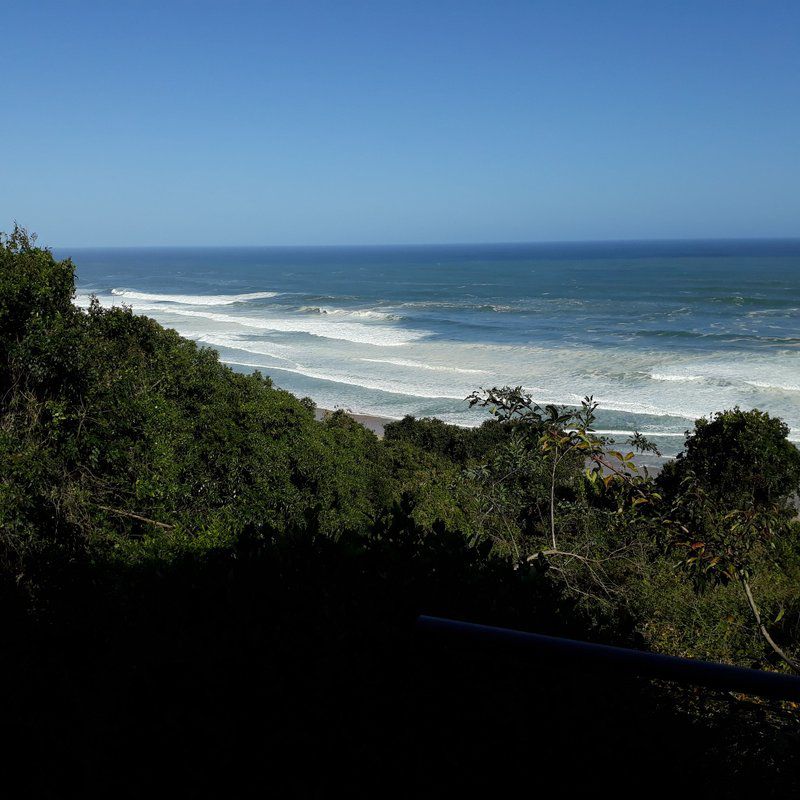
416, 614, 800, 701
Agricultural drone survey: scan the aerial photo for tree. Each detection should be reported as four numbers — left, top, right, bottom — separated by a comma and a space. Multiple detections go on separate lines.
465, 387, 660, 605
468, 387, 658, 551
662, 408, 800, 672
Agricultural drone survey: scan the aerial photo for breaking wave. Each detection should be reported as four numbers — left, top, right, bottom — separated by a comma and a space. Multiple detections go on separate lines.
745, 380, 800, 392
110, 288, 278, 305
358, 357, 485, 375
297, 305, 401, 321
89, 296, 427, 347
649, 373, 704, 383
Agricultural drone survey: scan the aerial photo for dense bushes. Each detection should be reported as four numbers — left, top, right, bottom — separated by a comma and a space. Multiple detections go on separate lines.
384, 414, 513, 463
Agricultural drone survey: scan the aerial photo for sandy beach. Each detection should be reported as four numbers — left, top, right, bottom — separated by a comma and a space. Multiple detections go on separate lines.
314, 407, 394, 437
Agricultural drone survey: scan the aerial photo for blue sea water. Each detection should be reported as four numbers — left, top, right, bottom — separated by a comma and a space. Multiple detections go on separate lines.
64, 240, 800, 457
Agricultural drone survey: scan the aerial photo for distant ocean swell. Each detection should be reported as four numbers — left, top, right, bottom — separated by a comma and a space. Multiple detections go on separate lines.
69, 242, 800, 456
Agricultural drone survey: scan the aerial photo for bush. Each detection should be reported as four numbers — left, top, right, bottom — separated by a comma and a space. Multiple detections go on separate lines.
659, 407, 800, 509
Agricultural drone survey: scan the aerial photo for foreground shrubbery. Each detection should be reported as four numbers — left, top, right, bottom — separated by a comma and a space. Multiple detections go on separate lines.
3, 227, 800, 794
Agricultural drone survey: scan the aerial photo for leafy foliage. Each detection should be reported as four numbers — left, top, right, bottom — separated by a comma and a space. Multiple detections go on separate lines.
660, 407, 800, 509
384, 413, 512, 464
659, 408, 800, 589
658, 408, 800, 670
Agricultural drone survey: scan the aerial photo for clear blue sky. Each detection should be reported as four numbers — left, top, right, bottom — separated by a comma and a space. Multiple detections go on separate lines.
2, 0, 799, 245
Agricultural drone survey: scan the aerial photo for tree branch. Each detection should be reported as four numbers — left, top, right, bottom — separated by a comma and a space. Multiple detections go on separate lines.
740, 572, 800, 675
96, 505, 174, 530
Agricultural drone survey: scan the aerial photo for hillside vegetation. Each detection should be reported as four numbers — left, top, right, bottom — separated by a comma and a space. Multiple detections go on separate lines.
3, 227, 800, 795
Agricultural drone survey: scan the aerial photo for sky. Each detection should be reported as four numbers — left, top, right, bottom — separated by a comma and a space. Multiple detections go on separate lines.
2, 0, 799, 246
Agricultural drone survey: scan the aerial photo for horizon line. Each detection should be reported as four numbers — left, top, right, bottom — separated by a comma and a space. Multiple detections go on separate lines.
50, 235, 800, 250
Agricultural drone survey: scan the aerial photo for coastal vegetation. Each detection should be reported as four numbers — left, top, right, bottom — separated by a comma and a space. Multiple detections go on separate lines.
3, 227, 800, 794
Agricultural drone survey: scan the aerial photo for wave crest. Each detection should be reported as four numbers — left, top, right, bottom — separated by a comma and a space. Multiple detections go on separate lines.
89, 296, 426, 347
745, 380, 800, 392
297, 305, 401, 321
110, 288, 278, 305
649, 373, 703, 383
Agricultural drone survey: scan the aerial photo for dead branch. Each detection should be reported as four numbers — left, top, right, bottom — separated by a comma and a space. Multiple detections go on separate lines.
96, 505, 174, 530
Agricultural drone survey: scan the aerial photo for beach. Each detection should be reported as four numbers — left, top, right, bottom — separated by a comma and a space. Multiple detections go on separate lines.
314, 406, 667, 472
314, 407, 393, 437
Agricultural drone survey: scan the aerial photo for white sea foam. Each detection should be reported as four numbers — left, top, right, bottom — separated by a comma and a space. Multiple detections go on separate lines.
584, 401, 703, 419
591, 430, 687, 438
73, 293, 95, 307
110, 288, 278, 305
84, 296, 426, 347
190, 333, 297, 363
162, 308, 425, 347
649, 373, 703, 383
520, 387, 705, 420
298, 305, 400, 321
746, 307, 800, 318
745, 380, 800, 392
347, 309, 401, 320
245, 362, 466, 400
358, 357, 486, 374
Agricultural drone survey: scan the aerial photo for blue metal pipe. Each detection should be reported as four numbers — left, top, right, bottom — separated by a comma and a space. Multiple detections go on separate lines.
416, 614, 800, 701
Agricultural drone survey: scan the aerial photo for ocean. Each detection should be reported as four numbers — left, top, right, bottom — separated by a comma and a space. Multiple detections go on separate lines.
64, 240, 800, 457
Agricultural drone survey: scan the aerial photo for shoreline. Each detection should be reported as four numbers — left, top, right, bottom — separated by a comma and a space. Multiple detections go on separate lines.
314, 406, 667, 473
314, 407, 395, 437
